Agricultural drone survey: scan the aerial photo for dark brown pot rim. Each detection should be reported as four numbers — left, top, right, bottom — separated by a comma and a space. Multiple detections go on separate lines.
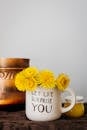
0, 57, 30, 68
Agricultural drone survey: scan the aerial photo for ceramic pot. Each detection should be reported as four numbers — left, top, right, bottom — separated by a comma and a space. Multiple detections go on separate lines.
0, 58, 29, 106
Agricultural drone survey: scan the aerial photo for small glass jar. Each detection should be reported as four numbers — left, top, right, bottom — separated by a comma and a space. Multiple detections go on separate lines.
64, 96, 85, 118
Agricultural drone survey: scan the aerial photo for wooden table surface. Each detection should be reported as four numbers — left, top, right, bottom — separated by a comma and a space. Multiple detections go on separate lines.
0, 104, 87, 130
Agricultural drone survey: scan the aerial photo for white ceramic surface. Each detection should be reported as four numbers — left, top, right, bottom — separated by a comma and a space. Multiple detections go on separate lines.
26, 87, 75, 121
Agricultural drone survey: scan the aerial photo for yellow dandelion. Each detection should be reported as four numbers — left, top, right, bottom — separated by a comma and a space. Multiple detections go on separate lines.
15, 72, 26, 91
15, 66, 70, 92
24, 77, 38, 91
22, 67, 39, 78
56, 73, 70, 91
15, 67, 39, 91
38, 70, 55, 89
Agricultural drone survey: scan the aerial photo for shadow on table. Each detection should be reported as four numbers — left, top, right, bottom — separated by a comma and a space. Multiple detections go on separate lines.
0, 103, 25, 111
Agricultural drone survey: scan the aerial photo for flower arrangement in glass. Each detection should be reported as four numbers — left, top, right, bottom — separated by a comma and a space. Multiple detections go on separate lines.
15, 66, 70, 92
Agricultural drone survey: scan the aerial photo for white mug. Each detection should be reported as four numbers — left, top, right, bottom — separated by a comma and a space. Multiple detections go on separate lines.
26, 86, 75, 121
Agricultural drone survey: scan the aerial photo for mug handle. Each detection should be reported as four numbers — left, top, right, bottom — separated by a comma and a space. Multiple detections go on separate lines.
61, 88, 75, 113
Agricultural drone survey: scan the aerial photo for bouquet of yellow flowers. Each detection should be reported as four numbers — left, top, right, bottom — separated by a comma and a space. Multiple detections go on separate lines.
15, 67, 70, 92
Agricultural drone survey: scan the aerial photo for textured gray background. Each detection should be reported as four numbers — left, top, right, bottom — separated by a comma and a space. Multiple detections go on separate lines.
0, 0, 87, 101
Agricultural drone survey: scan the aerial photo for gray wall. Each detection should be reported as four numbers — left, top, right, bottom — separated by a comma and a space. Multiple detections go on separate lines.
0, 0, 87, 101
